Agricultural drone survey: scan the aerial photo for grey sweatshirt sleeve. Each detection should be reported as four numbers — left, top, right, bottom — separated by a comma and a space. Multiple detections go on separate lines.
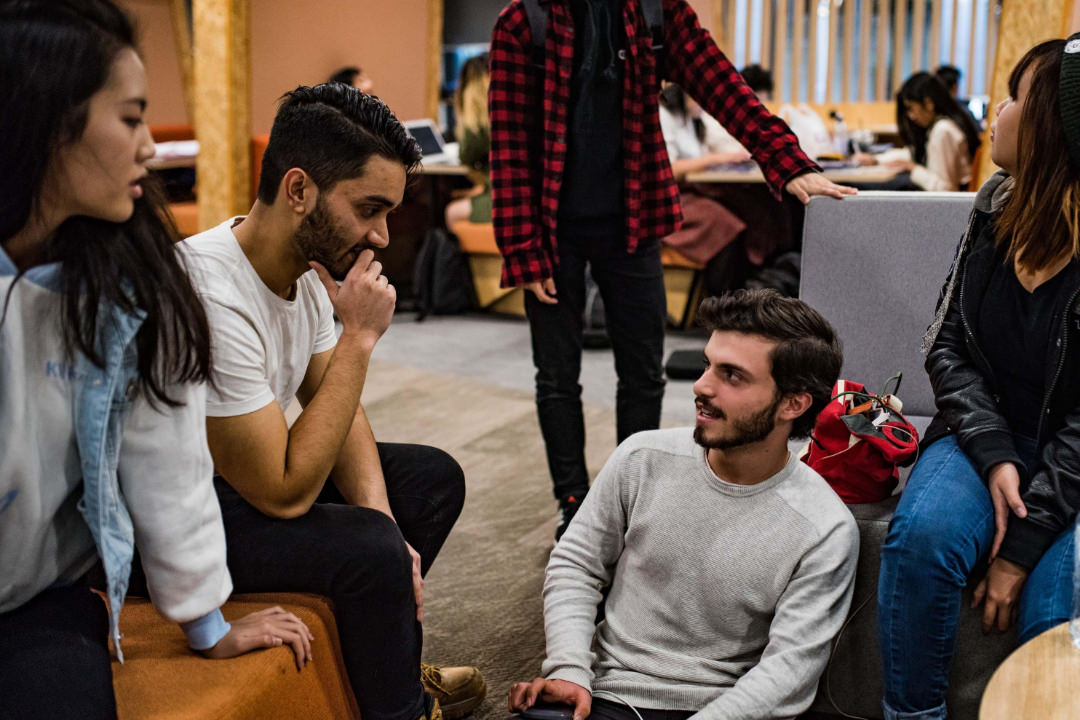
689, 514, 860, 720
540, 443, 634, 692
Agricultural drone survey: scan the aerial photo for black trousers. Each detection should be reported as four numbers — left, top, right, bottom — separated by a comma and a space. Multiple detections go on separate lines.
0, 580, 118, 719
589, 697, 694, 720
524, 227, 667, 501
214, 442, 465, 720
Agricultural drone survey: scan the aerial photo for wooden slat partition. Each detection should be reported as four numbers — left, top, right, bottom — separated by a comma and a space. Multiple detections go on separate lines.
842, 0, 856, 103
950, 0, 960, 64
858, 0, 871, 100
773, 0, 788, 104
892, 0, 905, 90
707, 0, 1001, 105
912, 0, 927, 71
931, 0, 942, 67
967, 1, 979, 98
762, 0, 773, 71
875, 0, 889, 100
825, 0, 838, 102
792, 0, 806, 101
808, 0, 820, 101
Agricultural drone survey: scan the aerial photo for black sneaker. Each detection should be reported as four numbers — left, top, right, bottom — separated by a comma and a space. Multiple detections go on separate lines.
555, 493, 586, 541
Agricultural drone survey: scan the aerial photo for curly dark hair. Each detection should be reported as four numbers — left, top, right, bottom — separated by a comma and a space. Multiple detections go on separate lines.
697, 289, 843, 439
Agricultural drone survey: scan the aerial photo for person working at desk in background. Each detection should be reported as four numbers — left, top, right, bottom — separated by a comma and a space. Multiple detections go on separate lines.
445, 53, 492, 228
852, 71, 981, 192
489, 0, 855, 539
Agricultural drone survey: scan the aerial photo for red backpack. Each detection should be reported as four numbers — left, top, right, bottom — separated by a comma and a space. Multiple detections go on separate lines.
802, 376, 920, 504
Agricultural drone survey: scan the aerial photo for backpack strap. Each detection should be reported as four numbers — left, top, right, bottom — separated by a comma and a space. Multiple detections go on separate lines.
641, 0, 665, 77
522, 0, 548, 70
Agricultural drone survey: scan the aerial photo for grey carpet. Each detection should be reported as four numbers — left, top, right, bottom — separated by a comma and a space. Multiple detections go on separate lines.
364, 360, 620, 720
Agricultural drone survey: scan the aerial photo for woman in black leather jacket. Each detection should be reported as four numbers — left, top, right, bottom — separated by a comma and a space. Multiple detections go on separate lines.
876, 37, 1080, 720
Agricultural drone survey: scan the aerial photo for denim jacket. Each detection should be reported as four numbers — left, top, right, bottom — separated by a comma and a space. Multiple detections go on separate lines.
0, 247, 231, 660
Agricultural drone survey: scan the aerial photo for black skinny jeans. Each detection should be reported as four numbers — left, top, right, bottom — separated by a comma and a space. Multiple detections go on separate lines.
0, 580, 118, 719
214, 442, 465, 720
524, 227, 667, 501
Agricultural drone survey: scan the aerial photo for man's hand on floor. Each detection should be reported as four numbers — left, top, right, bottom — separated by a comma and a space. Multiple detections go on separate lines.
508, 678, 591, 720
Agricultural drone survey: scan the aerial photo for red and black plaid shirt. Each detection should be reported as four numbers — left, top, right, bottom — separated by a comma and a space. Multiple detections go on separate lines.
489, 0, 820, 287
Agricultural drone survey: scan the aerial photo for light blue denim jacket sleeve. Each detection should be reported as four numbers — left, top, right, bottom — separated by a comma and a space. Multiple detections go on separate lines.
2, 247, 230, 660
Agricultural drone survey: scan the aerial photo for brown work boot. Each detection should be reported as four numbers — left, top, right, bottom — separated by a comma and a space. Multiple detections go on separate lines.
420, 663, 486, 720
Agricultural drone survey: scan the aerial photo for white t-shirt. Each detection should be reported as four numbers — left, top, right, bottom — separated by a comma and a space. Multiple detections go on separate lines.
180, 218, 338, 417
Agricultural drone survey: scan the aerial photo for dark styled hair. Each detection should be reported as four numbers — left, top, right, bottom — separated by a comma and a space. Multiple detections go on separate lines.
934, 64, 961, 94
896, 71, 981, 165
697, 289, 843, 439
257, 84, 423, 204
0, 0, 211, 406
327, 66, 361, 87
995, 39, 1080, 272
740, 64, 774, 95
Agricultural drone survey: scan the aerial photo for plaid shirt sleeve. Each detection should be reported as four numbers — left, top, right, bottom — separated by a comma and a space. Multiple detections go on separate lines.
489, 3, 554, 287
663, 0, 820, 200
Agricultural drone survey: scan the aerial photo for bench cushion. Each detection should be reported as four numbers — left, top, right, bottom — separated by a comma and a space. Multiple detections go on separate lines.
112, 594, 358, 719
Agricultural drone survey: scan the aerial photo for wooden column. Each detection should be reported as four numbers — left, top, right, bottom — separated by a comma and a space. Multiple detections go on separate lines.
426, 0, 444, 121
193, 0, 251, 229
976, 0, 1072, 185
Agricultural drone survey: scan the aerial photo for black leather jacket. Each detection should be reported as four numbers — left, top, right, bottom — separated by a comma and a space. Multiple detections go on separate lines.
923, 172, 1080, 570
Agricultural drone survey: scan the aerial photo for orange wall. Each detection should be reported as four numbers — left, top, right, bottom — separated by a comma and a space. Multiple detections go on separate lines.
251, 0, 431, 135
121, 0, 719, 135
121, 0, 189, 126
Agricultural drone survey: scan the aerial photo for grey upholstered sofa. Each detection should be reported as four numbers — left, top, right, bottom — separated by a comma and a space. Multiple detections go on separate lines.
800, 192, 1016, 720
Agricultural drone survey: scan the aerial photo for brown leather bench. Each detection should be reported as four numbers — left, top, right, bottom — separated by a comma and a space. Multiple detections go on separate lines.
111, 594, 358, 719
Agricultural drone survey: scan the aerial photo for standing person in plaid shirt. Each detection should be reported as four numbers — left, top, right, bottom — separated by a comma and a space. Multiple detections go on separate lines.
489, 0, 855, 539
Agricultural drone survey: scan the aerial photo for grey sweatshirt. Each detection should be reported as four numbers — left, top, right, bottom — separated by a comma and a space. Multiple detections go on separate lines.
542, 429, 859, 720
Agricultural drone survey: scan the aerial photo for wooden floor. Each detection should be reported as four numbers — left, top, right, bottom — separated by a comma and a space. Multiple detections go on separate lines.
364, 360, 618, 720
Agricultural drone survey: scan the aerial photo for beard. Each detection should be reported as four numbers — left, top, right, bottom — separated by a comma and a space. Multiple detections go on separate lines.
693, 394, 782, 451
293, 199, 359, 281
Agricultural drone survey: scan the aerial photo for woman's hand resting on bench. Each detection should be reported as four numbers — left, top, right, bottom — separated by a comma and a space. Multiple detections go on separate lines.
201, 606, 315, 670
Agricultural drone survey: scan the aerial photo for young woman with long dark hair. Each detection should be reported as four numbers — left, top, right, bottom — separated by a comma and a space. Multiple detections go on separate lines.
877, 37, 1080, 720
854, 71, 982, 191
0, 1, 311, 716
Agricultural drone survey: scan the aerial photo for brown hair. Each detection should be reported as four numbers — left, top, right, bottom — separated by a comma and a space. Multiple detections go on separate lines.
996, 39, 1080, 271
697, 290, 843, 439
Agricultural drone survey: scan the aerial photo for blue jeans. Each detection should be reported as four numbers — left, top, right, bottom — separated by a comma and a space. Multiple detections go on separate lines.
877, 434, 1075, 720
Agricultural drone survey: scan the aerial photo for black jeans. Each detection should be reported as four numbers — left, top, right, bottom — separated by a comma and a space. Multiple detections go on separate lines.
0, 579, 117, 719
525, 227, 667, 500
214, 442, 465, 720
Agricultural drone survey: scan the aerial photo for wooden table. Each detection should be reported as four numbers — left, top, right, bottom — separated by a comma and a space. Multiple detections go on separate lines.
687, 164, 901, 185
979, 622, 1080, 720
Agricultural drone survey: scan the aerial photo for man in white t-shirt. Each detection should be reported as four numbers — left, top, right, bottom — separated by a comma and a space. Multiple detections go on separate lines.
181, 85, 484, 720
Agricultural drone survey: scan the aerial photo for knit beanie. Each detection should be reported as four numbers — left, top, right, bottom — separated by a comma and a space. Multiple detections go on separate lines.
1062, 33, 1080, 169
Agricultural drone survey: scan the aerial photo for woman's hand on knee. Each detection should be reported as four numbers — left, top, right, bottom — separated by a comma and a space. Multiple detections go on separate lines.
201, 606, 315, 671
972, 558, 1030, 633
988, 462, 1027, 559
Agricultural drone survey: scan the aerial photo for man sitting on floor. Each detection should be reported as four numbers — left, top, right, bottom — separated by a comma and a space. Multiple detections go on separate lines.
182, 84, 484, 720
509, 290, 859, 720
